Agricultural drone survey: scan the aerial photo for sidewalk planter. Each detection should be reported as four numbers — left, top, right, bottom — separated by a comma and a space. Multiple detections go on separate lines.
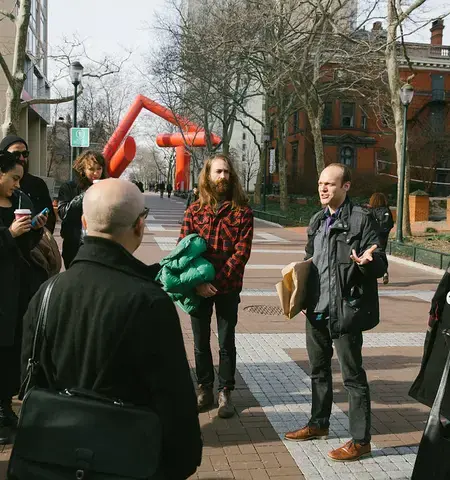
409, 190, 429, 223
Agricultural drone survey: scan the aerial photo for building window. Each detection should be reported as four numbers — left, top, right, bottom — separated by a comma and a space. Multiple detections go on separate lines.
341, 102, 355, 128
322, 102, 333, 128
340, 145, 355, 167
292, 111, 299, 132
361, 108, 368, 130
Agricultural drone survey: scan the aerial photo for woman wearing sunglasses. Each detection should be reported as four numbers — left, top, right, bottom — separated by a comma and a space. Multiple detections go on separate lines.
58, 150, 108, 269
0, 135, 56, 233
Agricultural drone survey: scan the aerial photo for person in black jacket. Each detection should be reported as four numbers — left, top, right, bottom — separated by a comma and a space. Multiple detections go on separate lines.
22, 179, 202, 479
409, 266, 450, 424
369, 192, 394, 285
0, 135, 56, 233
284, 163, 387, 462
58, 150, 108, 269
0, 151, 48, 445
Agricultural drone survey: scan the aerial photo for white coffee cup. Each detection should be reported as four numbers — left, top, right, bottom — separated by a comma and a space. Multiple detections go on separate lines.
14, 208, 32, 220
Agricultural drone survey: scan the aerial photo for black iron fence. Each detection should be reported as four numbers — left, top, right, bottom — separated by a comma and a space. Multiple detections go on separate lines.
387, 240, 450, 270
253, 209, 290, 226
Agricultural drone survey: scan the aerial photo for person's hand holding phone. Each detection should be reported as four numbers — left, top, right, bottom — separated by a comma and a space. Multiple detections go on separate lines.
31, 208, 49, 230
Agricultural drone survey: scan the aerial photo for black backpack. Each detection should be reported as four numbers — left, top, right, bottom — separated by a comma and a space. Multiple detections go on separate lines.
372, 206, 394, 233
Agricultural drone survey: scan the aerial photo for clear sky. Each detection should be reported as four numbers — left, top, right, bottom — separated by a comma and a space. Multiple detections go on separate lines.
48, 0, 167, 60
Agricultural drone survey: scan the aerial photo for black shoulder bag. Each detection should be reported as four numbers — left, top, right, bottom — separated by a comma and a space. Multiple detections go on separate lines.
8, 277, 163, 480
412, 329, 450, 479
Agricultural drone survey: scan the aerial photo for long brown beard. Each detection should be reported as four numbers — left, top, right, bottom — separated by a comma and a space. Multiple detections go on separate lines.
210, 178, 230, 198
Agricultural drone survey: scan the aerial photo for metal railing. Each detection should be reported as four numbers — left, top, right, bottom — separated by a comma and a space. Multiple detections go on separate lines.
387, 240, 450, 270
253, 209, 290, 226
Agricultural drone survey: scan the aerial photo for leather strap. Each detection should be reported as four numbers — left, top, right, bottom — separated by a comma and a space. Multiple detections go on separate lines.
21, 275, 59, 396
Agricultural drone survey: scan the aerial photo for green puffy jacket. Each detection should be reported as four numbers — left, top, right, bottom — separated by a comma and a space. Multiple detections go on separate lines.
156, 234, 215, 313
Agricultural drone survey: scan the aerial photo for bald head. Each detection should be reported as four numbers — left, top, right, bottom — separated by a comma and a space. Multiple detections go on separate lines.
83, 178, 145, 235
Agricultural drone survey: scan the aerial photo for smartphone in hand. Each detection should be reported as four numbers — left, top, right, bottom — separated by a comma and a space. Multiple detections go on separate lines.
31, 207, 50, 227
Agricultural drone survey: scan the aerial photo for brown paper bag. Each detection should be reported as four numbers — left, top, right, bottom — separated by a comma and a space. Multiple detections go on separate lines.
276, 259, 311, 319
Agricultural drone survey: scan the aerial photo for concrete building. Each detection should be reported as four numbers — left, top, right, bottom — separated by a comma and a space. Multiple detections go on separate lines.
0, 0, 50, 175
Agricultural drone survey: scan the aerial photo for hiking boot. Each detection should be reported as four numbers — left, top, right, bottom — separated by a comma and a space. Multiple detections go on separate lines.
217, 389, 235, 419
284, 425, 329, 442
328, 440, 371, 461
383, 273, 389, 285
197, 386, 214, 412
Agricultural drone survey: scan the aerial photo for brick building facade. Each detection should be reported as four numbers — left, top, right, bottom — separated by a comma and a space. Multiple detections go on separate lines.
269, 20, 450, 196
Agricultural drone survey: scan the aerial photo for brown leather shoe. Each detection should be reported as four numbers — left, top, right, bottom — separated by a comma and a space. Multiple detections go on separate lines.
284, 425, 329, 442
328, 440, 371, 461
197, 386, 214, 412
217, 389, 235, 419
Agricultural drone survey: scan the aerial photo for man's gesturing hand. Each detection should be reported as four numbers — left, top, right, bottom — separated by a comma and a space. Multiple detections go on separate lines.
350, 245, 378, 265
196, 283, 218, 298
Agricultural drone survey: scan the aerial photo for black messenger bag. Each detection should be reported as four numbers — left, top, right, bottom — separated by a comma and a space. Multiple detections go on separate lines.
8, 277, 163, 480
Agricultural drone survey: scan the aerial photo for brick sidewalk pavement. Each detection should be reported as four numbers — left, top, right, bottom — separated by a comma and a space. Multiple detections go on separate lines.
0, 193, 442, 479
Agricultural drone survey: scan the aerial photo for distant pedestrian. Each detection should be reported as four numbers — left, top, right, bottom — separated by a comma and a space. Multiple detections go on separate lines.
167, 183, 173, 198
369, 192, 394, 285
179, 154, 253, 419
58, 150, 108, 269
159, 182, 165, 198
21, 179, 202, 479
186, 185, 199, 210
284, 164, 387, 462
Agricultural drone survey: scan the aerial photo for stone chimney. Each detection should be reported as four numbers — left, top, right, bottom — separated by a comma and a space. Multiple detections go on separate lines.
372, 21, 382, 32
430, 19, 444, 46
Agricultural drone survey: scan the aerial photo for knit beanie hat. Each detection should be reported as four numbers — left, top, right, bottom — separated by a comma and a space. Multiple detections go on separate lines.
0, 135, 29, 152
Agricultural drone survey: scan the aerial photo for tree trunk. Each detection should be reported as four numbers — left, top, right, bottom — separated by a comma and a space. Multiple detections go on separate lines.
1, 0, 30, 137
1, 82, 21, 137
278, 116, 289, 211
309, 114, 326, 175
386, 1, 411, 238
253, 150, 263, 205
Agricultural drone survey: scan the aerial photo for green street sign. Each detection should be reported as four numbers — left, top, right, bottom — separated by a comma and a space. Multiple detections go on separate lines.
70, 127, 90, 147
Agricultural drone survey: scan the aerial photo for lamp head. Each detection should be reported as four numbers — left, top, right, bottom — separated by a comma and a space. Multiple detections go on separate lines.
400, 83, 414, 106
69, 61, 84, 86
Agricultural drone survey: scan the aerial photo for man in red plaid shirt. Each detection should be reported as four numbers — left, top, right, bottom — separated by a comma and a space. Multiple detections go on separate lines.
179, 154, 254, 418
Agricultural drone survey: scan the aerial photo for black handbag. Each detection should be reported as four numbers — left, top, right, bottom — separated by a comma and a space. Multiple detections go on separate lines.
412, 329, 450, 479
8, 277, 163, 480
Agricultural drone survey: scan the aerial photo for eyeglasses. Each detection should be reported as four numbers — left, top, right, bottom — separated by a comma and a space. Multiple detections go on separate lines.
10, 150, 30, 159
132, 207, 149, 227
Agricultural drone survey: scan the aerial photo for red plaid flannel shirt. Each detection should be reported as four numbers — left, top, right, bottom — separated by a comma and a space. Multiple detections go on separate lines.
179, 201, 254, 293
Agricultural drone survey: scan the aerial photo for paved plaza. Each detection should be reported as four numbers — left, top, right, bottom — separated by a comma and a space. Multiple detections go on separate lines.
0, 192, 442, 479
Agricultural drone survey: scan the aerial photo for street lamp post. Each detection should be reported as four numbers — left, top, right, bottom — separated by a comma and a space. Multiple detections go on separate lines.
396, 83, 414, 243
69, 61, 84, 180
262, 134, 270, 211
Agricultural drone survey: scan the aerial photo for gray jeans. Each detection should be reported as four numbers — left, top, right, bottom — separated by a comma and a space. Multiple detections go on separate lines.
306, 317, 371, 444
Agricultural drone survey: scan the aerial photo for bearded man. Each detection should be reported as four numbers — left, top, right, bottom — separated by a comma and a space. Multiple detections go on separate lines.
179, 154, 254, 418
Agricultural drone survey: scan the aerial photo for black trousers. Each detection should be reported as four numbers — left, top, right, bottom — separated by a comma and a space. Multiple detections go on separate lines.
306, 317, 371, 444
190, 292, 240, 391
0, 320, 22, 400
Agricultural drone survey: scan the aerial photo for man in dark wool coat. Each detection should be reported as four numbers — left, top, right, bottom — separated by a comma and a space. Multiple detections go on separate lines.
21, 178, 202, 479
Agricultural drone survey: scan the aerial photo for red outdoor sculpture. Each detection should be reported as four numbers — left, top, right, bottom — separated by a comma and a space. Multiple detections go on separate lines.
102, 94, 221, 190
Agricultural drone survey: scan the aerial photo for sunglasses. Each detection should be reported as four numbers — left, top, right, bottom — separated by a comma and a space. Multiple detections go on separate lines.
132, 207, 149, 227
11, 150, 30, 159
